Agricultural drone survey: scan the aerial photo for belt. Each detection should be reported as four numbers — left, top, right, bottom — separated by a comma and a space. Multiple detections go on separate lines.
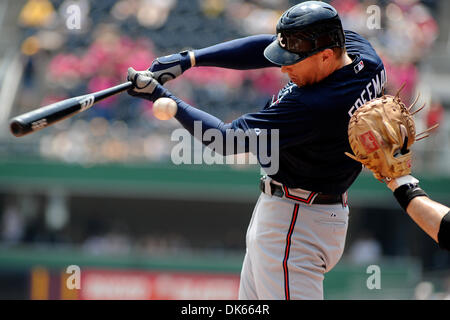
259, 177, 345, 205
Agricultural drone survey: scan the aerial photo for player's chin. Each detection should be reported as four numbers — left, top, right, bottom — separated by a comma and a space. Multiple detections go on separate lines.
291, 78, 303, 87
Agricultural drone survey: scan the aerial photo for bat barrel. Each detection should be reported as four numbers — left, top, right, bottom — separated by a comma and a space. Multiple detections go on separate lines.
9, 81, 133, 137
10, 119, 26, 137
9, 96, 82, 137
9, 121, 25, 137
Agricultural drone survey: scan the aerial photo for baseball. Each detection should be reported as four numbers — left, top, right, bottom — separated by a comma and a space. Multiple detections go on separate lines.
153, 97, 177, 120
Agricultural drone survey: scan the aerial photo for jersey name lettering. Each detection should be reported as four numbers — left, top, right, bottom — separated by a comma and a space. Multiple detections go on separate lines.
348, 68, 387, 117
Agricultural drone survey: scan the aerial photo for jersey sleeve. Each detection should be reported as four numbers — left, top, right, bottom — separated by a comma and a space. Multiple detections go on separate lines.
167, 87, 315, 157
194, 35, 279, 70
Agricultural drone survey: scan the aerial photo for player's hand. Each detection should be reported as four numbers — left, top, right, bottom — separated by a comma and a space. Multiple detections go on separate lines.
127, 67, 166, 102
149, 50, 194, 84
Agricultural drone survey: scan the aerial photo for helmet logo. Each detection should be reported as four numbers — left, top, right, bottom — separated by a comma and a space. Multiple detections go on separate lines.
277, 33, 287, 48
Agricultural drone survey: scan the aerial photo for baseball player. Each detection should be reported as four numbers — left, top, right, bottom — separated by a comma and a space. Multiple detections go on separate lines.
127, 1, 386, 299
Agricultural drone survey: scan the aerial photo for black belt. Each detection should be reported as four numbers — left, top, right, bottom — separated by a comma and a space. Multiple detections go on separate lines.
259, 178, 343, 205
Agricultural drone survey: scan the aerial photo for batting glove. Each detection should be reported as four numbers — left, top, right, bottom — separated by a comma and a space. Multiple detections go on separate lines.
127, 67, 167, 102
149, 50, 194, 84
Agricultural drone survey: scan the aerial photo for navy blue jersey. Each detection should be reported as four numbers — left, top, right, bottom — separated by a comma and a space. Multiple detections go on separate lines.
231, 31, 386, 194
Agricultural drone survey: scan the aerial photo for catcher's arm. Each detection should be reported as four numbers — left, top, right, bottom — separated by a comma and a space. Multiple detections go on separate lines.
149, 35, 278, 84
345, 91, 448, 249
387, 176, 450, 250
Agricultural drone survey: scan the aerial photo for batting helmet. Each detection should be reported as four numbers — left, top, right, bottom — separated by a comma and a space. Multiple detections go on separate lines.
264, 1, 345, 66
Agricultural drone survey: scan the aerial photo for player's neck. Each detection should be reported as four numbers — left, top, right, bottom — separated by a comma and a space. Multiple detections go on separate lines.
328, 53, 353, 76
340, 53, 353, 69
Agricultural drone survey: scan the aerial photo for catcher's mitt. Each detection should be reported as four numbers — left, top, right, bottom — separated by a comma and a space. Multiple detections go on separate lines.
345, 89, 438, 181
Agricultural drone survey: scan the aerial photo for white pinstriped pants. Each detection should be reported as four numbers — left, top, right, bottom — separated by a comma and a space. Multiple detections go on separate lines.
238, 192, 349, 300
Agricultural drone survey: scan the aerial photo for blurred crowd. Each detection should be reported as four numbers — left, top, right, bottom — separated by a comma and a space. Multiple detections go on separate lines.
13, 0, 290, 163
7, 0, 443, 165
332, 0, 439, 102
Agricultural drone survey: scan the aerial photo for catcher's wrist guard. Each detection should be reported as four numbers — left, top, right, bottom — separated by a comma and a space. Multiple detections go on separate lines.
387, 175, 419, 191
393, 183, 428, 211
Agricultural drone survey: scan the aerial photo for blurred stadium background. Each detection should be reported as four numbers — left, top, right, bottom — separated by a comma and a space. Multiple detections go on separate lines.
0, 0, 449, 300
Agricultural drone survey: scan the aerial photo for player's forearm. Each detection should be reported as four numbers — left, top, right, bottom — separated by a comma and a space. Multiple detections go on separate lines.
165, 92, 242, 155
405, 196, 449, 243
389, 177, 450, 249
149, 35, 278, 84
127, 69, 260, 156
193, 34, 278, 70
169, 92, 230, 136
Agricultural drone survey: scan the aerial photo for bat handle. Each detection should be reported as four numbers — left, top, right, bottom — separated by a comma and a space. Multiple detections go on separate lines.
95, 81, 134, 101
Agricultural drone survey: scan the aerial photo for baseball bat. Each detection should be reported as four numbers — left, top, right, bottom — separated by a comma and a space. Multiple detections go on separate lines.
9, 81, 133, 137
